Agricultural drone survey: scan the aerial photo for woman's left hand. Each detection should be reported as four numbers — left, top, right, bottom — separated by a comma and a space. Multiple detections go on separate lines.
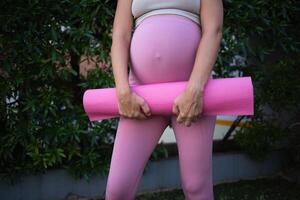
172, 87, 204, 127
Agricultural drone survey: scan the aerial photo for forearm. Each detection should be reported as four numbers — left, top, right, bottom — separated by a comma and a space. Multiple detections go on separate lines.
111, 35, 132, 95
186, 30, 222, 93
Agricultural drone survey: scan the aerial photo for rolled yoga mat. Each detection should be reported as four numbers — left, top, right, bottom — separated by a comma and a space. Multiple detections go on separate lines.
82, 76, 254, 121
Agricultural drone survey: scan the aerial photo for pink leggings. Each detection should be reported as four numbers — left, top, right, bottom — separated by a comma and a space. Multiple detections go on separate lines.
105, 15, 217, 200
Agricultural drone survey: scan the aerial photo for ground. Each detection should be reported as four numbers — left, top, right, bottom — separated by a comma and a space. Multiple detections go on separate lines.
136, 175, 300, 200
65, 175, 300, 200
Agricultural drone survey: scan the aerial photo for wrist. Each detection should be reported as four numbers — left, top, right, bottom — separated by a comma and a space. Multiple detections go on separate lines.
186, 81, 205, 95
116, 84, 131, 96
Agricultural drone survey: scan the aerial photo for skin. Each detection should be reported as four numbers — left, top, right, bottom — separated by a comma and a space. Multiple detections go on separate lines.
173, 0, 224, 127
111, 0, 223, 125
111, 0, 150, 120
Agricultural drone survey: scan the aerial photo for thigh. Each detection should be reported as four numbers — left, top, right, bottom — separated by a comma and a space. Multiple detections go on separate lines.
171, 115, 216, 190
105, 115, 169, 199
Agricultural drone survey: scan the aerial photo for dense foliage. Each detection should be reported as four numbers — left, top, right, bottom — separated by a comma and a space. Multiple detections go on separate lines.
218, 0, 300, 161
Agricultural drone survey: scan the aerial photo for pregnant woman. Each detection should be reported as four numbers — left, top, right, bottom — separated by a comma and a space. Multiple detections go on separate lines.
106, 0, 223, 199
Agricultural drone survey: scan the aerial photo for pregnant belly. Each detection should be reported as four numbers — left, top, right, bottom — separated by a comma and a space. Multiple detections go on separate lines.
129, 14, 202, 85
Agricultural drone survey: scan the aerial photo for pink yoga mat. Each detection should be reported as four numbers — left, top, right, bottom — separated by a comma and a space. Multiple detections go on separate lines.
83, 76, 254, 121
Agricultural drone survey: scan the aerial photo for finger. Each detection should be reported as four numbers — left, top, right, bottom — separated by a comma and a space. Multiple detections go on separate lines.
184, 120, 192, 127
198, 105, 203, 115
184, 116, 193, 126
172, 103, 180, 116
137, 112, 147, 120
140, 100, 151, 116
191, 117, 198, 122
177, 113, 185, 123
192, 112, 201, 122
122, 113, 129, 118
132, 110, 146, 120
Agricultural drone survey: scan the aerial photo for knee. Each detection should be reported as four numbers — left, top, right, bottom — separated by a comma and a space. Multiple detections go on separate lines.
105, 184, 133, 200
183, 179, 213, 200
184, 181, 203, 196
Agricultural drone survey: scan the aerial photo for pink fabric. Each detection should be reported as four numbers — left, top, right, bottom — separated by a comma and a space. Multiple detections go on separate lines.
83, 76, 254, 121
105, 114, 217, 200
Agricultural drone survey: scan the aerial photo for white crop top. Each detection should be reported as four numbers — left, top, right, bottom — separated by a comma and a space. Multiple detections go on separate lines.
131, 0, 201, 28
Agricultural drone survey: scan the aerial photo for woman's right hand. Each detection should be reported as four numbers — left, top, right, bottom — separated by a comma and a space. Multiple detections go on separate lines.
117, 89, 152, 120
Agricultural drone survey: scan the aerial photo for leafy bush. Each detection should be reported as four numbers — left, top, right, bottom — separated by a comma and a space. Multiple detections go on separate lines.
216, 0, 300, 160
0, 0, 118, 184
